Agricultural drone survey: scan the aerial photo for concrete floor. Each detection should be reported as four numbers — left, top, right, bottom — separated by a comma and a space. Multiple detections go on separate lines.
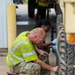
0, 57, 9, 75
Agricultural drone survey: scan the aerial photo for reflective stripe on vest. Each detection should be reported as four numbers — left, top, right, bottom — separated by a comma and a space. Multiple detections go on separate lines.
9, 40, 29, 65
23, 51, 36, 57
11, 40, 29, 52
8, 55, 16, 65
10, 51, 24, 61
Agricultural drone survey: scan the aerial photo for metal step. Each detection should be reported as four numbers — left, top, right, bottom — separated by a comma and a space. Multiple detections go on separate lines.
0, 48, 8, 56
0, 53, 7, 56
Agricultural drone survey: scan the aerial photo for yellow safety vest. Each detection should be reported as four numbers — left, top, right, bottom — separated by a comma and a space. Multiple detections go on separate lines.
6, 31, 38, 68
37, 0, 48, 7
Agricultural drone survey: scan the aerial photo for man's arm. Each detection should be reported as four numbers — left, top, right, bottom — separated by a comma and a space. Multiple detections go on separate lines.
35, 45, 49, 56
37, 39, 57, 49
34, 59, 58, 72
37, 42, 52, 49
35, 45, 41, 54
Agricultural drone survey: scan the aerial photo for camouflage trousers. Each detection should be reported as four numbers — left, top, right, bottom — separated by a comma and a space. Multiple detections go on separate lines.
10, 62, 41, 75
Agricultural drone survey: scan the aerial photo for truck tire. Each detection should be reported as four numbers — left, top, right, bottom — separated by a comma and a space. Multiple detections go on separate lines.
28, 0, 35, 18
57, 28, 75, 75
56, 14, 75, 75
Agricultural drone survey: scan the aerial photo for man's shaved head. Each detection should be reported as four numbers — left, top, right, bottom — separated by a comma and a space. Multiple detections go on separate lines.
28, 28, 46, 44
32, 28, 46, 38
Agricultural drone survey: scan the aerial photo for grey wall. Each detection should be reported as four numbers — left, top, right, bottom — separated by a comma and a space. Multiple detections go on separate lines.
0, 0, 13, 48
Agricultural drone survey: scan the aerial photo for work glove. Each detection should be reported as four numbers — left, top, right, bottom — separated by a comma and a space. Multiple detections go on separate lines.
52, 45, 56, 50
52, 39, 57, 45
52, 45, 56, 53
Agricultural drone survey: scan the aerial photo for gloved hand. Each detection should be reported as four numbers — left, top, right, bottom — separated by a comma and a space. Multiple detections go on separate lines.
52, 45, 56, 53
52, 45, 56, 50
52, 39, 57, 45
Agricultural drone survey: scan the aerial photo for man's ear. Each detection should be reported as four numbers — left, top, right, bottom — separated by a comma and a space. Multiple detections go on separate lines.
34, 34, 38, 39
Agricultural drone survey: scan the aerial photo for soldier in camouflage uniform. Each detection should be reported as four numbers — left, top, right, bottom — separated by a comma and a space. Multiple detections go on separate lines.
6, 28, 58, 75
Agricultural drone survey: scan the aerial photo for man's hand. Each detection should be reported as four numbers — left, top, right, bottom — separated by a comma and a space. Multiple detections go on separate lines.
40, 51, 49, 56
34, 59, 58, 72
52, 66, 58, 72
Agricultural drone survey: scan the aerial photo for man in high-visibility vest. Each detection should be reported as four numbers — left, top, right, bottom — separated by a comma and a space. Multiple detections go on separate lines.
6, 28, 58, 75
36, 0, 48, 20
